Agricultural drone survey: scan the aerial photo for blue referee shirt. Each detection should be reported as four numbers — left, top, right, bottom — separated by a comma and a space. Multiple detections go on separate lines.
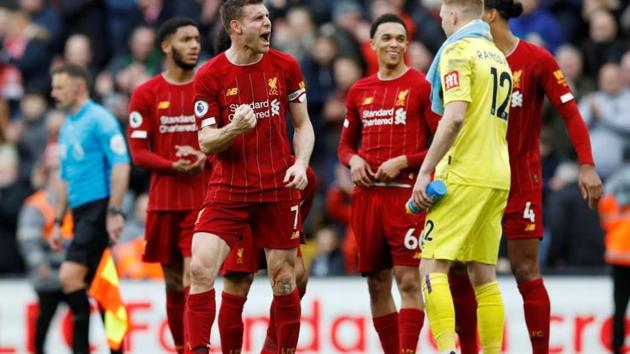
59, 99, 129, 208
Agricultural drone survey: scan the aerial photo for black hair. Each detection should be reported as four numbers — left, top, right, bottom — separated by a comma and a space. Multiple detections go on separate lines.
484, 0, 524, 20
369, 13, 407, 39
157, 17, 198, 45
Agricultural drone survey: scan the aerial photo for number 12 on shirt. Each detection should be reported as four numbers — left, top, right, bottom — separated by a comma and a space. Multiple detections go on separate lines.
490, 67, 512, 120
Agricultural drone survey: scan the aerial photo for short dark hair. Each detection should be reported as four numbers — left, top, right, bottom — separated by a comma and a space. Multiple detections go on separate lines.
157, 17, 198, 45
370, 13, 407, 39
485, 0, 524, 20
220, 0, 263, 33
51, 64, 91, 88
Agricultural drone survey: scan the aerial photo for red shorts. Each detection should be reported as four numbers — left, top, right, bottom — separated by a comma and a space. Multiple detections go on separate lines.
221, 167, 317, 275
194, 200, 303, 249
351, 188, 424, 273
503, 188, 543, 240
143, 210, 197, 264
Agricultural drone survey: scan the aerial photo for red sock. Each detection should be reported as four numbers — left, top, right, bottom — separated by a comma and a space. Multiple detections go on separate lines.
218, 292, 247, 354
373, 312, 399, 354
166, 290, 186, 354
399, 308, 424, 353
261, 287, 305, 354
185, 289, 215, 354
449, 274, 479, 354
273, 289, 301, 353
518, 278, 550, 354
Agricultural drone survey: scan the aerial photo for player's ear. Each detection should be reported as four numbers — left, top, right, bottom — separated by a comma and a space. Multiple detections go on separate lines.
230, 20, 243, 36
160, 39, 171, 55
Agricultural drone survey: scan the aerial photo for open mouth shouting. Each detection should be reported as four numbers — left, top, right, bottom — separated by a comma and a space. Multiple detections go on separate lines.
260, 31, 271, 46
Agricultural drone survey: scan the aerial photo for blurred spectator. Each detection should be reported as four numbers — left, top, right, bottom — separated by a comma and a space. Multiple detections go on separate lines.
598, 148, 630, 354
61, 34, 97, 81
273, 6, 316, 61
19, 0, 62, 53
0, 142, 31, 274
555, 45, 595, 98
579, 63, 630, 178
57, 0, 109, 68
17, 143, 72, 354
546, 162, 605, 267
544, 45, 594, 157
620, 50, 630, 88
410, 0, 445, 53
300, 33, 337, 165
1, 8, 54, 94
113, 193, 162, 279
309, 227, 345, 277
44, 109, 65, 142
509, 0, 565, 53
325, 163, 356, 273
104, 25, 159, 95
120, 193, 147, 243
407, 41, 433, 74
322, 0, 364, 66
16, 91, 48, 173
321, 56, 363, 184
581, 9, 627, 80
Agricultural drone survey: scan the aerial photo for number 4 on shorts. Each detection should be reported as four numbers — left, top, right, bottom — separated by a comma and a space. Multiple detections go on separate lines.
523, 201, 535, 222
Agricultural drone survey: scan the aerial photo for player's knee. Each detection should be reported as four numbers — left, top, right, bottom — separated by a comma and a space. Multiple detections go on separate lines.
270, 264, 295, 295
225, 272, 254, 296
189, 258, 215, 287
367, 275, 391, 301
510, 257, 540, 283
397, 273, 421, 297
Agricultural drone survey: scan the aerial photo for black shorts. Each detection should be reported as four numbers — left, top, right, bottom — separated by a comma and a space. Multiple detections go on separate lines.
67, 198, 109, 273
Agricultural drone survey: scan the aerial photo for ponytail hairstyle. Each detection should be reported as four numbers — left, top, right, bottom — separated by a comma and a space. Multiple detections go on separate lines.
484, 0, 524, 20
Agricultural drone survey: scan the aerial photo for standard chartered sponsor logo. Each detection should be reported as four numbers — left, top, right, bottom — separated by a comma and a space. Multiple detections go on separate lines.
394, 108, 406, 125
159, 115, 197, 133
511, 91, 523, 108
361, 108, 407, 126
228, 99, 281, 121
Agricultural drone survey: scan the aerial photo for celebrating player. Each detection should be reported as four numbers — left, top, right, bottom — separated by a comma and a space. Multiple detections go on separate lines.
337, 13, 439, 354
184, 0, 315, 353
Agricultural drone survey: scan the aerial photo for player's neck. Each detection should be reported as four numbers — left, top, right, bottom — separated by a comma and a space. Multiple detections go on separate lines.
491, 25, 519, 56
163, 64, 194, 84
226, 45, 263, 65
70, 96, 89, 115
378, 64, 409, 80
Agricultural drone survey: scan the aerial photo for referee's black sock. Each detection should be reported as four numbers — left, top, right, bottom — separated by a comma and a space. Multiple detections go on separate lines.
65, 288, 91, 354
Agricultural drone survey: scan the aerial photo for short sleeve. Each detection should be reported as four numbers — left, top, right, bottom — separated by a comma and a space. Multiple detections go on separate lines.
193, 67, 221, 129
127, 86, 154, 140
285, 55, 306, 103
439, 43, 472, 105
96, 111, 130, 166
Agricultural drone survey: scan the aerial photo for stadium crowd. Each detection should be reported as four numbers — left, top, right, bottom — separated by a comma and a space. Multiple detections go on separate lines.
1, 0, 630, 277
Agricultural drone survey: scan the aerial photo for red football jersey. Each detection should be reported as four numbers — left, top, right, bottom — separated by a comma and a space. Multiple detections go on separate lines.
338, 68, 439, 186
506, 40, 593, 193
128, 74, 207, 211
193, 49, 306, 203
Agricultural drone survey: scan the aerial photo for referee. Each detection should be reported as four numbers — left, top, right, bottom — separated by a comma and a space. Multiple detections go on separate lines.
48, 64, 130, 354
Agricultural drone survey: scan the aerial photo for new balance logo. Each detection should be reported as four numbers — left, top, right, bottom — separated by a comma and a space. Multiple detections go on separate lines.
291, 231, 300, 239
